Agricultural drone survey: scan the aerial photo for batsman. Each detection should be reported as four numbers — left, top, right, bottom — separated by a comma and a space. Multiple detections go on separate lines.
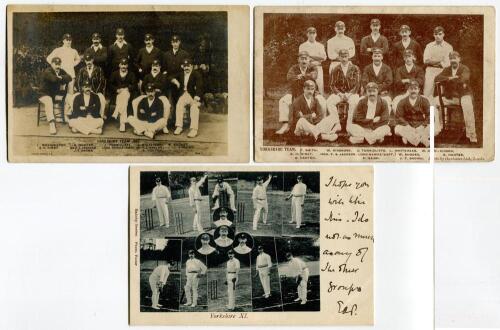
286, 252, 309, 305
148, 260, 174, 310
225, 250, 240, 310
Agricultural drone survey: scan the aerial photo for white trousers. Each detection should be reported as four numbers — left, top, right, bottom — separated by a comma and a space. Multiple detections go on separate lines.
294, 115, 340, 139
149, 278, 161, 307
258, 268, 271, 295
291, 197, 303, 228
347, 124, 391, 145
185, 273, 199, 305
113, 90, 131, 125
434, 95, 477, 141
155, 197, 169, 226
68, 117, 104, 135
326, 93, 360, 124
278, 94, 327, 123
314, 65, 324, 95
424, 67, 443, 98
297, 268, 309, 302
132, 95, 171, 120
227, 273, 238, 309
39, 96, 57, 122
193, 201, 203, 231
395, 124, 430, 147
175, 92, 200, 130
253, 200, 268, 230
128, 117, 167, 134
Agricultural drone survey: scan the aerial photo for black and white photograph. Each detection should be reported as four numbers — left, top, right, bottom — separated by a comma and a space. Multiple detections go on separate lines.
276, 237, 320, 311
7, 5, 250, 162
254, 6, 495, 162
179, 240, 208, 312
140, 238, 182, 312
235, 172, 284, 236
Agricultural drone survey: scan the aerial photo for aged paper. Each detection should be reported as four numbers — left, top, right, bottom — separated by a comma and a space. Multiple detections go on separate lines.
7, 5, 249, 162
254, 6, 494, 162
129, 166, 373, 325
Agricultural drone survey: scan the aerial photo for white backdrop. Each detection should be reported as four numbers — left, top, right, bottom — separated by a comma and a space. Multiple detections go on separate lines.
0, 0, 498, 329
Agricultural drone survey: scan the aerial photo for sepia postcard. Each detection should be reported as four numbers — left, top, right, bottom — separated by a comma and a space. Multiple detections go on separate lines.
129, 165, 374, 325
7, 5, 249, 162
254, 6, 494, 162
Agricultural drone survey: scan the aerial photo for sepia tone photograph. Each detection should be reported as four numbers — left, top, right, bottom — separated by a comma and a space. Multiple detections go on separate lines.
7, 5, 249, 162
254, 6, 495, 162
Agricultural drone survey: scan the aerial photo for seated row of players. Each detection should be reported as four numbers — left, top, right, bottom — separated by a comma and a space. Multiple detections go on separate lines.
38, 31, 203, 138
276, 22, 477, 144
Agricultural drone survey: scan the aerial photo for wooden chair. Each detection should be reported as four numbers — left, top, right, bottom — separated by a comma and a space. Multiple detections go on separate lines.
336, 101, 349, 134
435, 81, 464, 133
36, 84, 68, 126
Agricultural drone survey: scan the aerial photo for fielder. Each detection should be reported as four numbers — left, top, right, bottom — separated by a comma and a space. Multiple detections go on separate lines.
212, 178, 236, 212
286, 175, 307, 229
286, 252, 309, 305
347, 82, 391, 145
252, 174, 272, 230
149, 261, 174, 310
299, 27, 327, 95
151, 177, 171, 227
184, 250, 207, 307
215, 225, 233, 247
197, 233, 216, 255
234, 234, 252, 254
256, 246, 272, 298
226, 250, 240, 310
327, 21, 355, 74
394, 80, 431, 147
189, 174, 208, 232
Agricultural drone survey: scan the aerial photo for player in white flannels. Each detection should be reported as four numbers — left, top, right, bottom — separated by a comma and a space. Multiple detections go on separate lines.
286, 175, 307, 228
299, 27, 327, 95
226, 250, 240, 310
286, 252, 309, 305
151, 177, 171, 227
184, 250, 207, 307
256, 245, 272, 298
149, 261, 174, 309
189, 174, 208, 232
252, 174, 272, 230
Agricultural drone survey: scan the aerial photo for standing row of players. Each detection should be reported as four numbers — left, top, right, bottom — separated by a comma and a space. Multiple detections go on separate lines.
276, 20, 477, 145
150, 174, 309, 232
38, 29, 205, 138
149, 249, 309, 310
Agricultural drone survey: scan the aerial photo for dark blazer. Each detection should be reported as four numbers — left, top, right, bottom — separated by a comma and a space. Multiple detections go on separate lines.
434, 64, 472, 98
391, 39, 423, 67
361, 63, 393, 94
175, 70, 204, 99
76, 65, 106, 94
290, 94, 320, 129
352, 96, 389, 129
39, 67, 72, 98
108, 42, 134, 70
84, 45, 108, 69
70, 92, 101, 119
359, 34, 389, 66
395, 95, 430, 128
135, 47, 162, 75
393, 64, 425, 95
137, 97, 164, 123
286, 64, 318, 99
142, 72, 169, 95
108, 70, 137, 95
329, 62, 361, 94
162, 48, 190, 78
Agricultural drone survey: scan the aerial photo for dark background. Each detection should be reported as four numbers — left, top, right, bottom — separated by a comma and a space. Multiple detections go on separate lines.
140, 171, 169, 195
12, 11, 228, 105
263, 13, 483, 106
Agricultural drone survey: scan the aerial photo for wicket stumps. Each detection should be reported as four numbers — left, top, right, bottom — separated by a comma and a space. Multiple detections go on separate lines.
143, 208, 155, 230
175, 213, 185, 235
209, 279, 218, 299
237, 202, 245, 223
